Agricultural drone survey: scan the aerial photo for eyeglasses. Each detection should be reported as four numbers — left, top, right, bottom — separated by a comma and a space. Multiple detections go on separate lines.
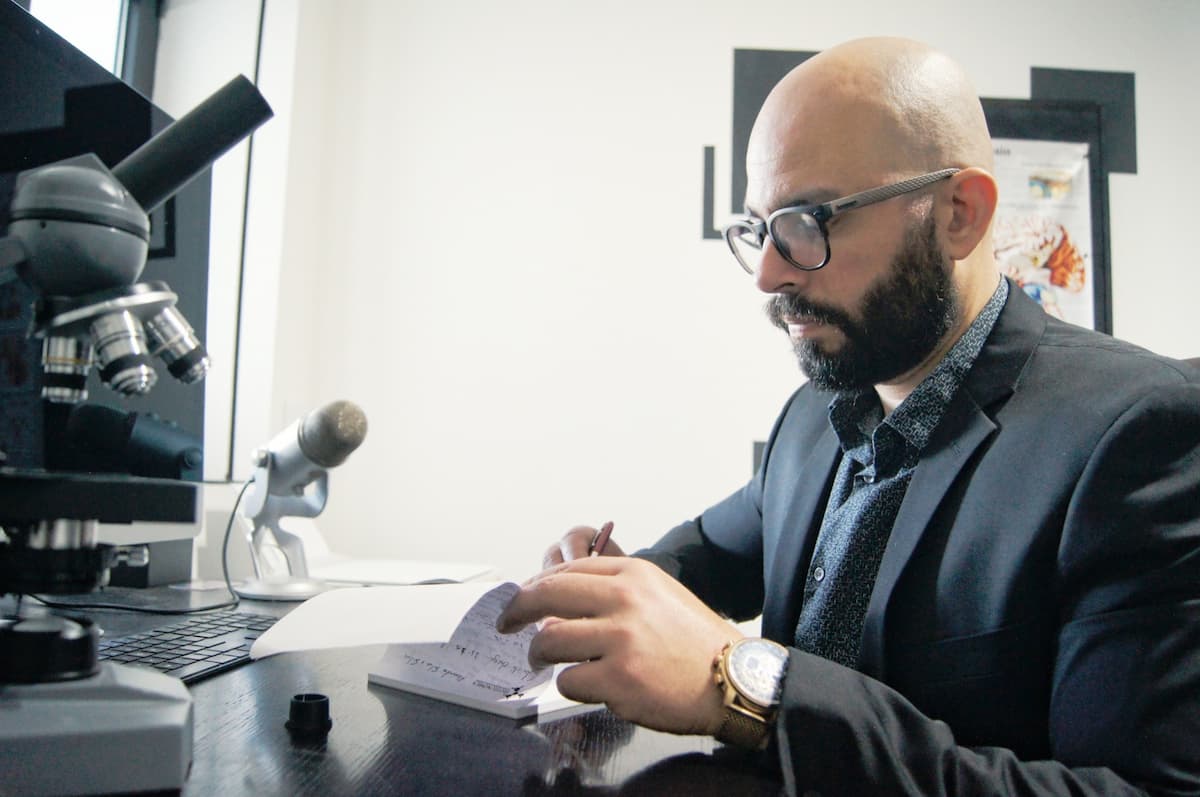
722, 168, 960, 273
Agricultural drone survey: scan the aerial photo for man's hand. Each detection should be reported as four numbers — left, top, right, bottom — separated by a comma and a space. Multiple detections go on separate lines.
497, 556, 741, 736
542, 525, 627, 569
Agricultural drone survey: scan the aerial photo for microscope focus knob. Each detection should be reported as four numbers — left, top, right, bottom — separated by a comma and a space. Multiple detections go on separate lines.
0, 614, 99, 684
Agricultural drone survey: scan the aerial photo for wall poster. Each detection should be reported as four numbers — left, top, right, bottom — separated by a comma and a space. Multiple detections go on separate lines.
980, 98, 1110, 333
992, 139, 1094, 330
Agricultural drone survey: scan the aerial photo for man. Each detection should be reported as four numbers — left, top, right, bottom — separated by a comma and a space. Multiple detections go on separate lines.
498, 37, 1200, 796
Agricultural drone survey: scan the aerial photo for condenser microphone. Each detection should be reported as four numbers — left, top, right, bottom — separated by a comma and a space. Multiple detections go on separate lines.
236, 400, 367, 601
257, 400, 368, 497
299, 399, 367, 467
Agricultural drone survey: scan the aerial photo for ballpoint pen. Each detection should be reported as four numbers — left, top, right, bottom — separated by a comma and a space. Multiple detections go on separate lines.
589, 521, 614, 557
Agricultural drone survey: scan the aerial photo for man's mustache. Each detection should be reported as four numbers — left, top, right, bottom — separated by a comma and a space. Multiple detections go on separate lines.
765, 294, 855, 333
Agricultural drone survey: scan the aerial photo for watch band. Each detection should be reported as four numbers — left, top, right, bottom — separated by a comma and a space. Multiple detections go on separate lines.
714, 703, 773, 749
712, 638, 786, 750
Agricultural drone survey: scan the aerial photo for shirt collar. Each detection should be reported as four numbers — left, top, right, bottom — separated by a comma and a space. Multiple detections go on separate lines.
828, 277, 1009, 467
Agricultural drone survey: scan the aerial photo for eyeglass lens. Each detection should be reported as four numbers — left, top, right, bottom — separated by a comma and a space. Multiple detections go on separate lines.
770, 212, 826, 268
727, 226, 764, 274
726, 211, 827, 273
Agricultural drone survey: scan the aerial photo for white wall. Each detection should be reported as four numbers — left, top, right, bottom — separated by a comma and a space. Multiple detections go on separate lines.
158, 0, 1200, 582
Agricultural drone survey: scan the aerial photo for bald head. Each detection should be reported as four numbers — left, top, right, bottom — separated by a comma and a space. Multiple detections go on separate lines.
748, 38, 993, 189
743, 39, 1003, 401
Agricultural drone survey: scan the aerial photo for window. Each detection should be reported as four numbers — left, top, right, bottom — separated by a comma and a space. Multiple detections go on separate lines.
29, 0, 125, 75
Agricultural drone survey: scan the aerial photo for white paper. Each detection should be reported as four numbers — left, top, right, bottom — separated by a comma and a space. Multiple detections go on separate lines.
249, 581, 509, 659
368, 648, 591, 719
365, 583, 594, 719
252, 580, 598, 720
369, 583, 551, 704
311, 557, 495, 586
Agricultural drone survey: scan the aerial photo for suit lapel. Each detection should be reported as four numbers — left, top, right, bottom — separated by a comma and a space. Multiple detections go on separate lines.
762, 423, 841, 642
857, 394, 995, 677
856, 282, 1047, 678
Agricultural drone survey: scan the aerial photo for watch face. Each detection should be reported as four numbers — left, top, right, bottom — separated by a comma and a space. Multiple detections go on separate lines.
729, 639, 787, 706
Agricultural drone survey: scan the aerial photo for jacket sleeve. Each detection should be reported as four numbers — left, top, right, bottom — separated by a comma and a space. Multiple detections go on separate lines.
773, 383, 1200, 797
635, 442, 770, 621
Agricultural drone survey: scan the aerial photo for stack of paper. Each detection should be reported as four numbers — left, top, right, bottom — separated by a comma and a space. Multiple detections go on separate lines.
251, 582, 599, 720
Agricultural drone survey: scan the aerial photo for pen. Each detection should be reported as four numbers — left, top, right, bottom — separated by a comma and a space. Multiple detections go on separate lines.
589, 521, 614, 557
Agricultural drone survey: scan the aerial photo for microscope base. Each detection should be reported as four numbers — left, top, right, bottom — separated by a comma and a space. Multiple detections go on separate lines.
0, 662, 193, 796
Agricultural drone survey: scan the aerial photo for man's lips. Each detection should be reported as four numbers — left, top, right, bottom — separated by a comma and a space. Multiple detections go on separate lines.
783, 314, 833, 338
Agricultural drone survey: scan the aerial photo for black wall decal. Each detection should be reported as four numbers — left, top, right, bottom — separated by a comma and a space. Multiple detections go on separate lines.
702, 146, 720, 239
1031, 67, 1137, 175
729, 49, 819, 215
700, 49, 816, 239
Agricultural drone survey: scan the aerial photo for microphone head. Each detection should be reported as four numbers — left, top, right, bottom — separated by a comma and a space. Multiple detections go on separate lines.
297, 400, 367, 468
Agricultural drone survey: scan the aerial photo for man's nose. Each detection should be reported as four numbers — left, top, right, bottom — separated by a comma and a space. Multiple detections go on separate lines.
754, 238, 807, 295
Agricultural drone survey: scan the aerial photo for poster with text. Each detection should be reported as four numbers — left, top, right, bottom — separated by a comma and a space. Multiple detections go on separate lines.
992, 139, 1094, 329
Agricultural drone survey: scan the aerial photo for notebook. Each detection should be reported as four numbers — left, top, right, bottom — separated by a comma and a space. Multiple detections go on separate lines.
367, 583, 597, 720
250, 581, 600, 721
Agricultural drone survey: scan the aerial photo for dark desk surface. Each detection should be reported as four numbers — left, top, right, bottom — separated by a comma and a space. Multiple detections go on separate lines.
28, 586, 785, 796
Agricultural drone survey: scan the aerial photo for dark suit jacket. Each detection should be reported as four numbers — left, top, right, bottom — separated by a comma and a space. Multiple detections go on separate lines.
641, 285, 1200, 796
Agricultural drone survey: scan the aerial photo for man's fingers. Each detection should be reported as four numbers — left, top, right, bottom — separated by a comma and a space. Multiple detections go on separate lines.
563, 526, 598, 562
541, 525, 630, 569
542, 527, 595, 569
497, 572, 606, 633
594, 538, 626, 557
498, 566, 626, 632
527, 617, 609, 668
553, 659, 610, 706
542, 543, 565, 569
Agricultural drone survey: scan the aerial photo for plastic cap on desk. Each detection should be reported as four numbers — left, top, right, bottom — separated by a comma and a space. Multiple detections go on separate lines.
286, 692, 332, 740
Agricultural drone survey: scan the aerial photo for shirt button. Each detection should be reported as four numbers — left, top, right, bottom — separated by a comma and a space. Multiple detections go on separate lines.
812, 566, 825, 582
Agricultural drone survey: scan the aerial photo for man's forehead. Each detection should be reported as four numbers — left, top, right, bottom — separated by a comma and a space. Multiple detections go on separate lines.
743, 155, 847, 215
744, 98, 896, 213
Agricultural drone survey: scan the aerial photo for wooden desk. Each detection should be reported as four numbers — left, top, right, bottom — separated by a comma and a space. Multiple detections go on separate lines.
33, 588, 786, 795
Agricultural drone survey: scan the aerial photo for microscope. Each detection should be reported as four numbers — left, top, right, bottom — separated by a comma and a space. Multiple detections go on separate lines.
0, 75, 272, 795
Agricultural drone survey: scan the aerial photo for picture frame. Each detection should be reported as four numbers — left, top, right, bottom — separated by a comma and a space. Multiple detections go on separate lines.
982, 99, 1112, 333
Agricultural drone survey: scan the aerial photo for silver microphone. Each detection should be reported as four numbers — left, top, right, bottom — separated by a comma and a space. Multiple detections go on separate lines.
256, 400, 368, 497
237, 400, 367, 601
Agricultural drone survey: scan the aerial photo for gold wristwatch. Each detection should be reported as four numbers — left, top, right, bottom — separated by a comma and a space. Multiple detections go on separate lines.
712, 637, 789, 749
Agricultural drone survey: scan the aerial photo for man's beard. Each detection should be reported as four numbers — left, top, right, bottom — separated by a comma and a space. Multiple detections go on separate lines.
765, 214, 959, 392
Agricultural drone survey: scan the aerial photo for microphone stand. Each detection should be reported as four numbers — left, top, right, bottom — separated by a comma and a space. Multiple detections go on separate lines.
234, 451, 329, 601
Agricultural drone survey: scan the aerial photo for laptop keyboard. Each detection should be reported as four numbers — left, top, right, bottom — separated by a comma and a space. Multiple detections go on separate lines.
97, 610, 277, 684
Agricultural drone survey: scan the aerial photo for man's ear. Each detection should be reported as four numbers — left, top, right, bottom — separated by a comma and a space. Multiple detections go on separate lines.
942, 167, 998, 260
